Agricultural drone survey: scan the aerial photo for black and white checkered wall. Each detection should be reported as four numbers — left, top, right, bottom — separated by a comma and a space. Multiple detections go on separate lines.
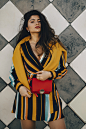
0, 0, 86, 129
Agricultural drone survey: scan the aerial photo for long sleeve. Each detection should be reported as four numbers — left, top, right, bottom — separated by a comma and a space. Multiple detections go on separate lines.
49, 52, 67, 80
9, 63, 23, 92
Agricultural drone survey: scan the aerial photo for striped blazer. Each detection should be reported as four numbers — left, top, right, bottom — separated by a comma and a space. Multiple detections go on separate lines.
9, 36, 67, 121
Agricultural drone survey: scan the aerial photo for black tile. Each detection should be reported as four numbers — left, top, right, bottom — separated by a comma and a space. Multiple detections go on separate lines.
11, 0, 50, 14
9, 34, 19, 49
63, 106, 85, 129
59, 25, 86, 63
54, 66, 85, 103
0, 120, 6, 129
36, 121, 47, 129
0, 34, 8, 51
8, 118, 47, 129
48, 0, 54, 3
53, 0, 86, 23
0, 77, 7, 92
11, 0, 33, 14
0, 0, 9, 9
8, 118, 21, 129
33, 0, 50, 12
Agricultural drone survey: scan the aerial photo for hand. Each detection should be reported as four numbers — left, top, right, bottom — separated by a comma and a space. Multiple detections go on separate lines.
36, 70, 52, 81
19, 86, 32, 98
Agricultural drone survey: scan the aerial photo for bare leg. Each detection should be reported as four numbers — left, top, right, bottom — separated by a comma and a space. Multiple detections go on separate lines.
48, 118, 66, 129
21, 120, 36, 129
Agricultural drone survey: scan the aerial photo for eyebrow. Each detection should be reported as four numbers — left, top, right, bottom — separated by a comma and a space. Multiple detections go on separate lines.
30, 19, 40, 21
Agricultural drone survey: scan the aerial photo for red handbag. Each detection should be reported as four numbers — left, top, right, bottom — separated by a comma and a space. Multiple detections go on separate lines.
28, 77, 52, 96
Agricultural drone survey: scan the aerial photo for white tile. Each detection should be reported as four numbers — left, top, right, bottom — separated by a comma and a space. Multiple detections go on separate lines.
70, 48, 86, 82
42, 3, 69, 35
44, 126, 50, 129
65, 62, 68, 67
0, 1, 23, 42
71, 9, 86, 41
60, 97, 67, 109
81, 125, 86, 129
44, 121, 48, 124
0, 44, 14, 83
0, 86, 16, 125
4, 127, 9, 129
69, 87, 86, 123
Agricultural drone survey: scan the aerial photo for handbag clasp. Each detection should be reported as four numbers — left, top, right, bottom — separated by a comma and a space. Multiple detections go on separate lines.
40, 89, 45, 94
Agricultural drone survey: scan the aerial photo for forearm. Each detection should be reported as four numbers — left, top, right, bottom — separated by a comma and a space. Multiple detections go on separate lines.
49, 54, 67, 80
9, 63, 23, 92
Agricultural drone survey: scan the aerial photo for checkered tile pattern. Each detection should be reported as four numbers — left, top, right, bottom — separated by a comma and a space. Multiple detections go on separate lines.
0, 0, 86, 129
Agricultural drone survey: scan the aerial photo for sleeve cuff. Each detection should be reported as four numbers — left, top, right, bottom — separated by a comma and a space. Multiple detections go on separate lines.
55, 68, 67, 79
48, 71, 56, 80
16, 82, 23, 92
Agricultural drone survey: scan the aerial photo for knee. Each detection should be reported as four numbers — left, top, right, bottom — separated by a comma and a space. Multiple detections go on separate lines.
21, 126, 35, 129
21, 120, 36, 129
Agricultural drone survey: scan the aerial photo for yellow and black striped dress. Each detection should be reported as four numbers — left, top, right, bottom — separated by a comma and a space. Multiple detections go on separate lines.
9, 40, 67, 122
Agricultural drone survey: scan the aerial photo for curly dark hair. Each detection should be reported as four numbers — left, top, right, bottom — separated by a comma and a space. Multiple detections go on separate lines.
16, 10, 66, 56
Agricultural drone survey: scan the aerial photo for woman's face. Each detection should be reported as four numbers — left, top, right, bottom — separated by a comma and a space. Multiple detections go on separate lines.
26, 15, 41, 34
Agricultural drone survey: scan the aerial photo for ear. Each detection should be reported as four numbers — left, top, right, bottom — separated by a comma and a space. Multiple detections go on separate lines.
26, 27, 29, 31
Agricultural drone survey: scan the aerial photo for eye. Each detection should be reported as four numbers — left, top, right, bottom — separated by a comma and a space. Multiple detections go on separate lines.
31, 21, 34, 23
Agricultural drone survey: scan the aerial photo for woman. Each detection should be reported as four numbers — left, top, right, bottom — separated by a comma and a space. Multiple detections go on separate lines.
9, 10, 67, 129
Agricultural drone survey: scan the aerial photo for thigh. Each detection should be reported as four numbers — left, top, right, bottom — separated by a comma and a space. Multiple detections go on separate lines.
21, 120, 36, 129
48, 118, 66, 129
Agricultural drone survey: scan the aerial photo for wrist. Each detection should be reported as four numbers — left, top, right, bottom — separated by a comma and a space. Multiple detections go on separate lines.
48, 71, 54, 80
18, 85, 23, 92
49, 71, 52, 78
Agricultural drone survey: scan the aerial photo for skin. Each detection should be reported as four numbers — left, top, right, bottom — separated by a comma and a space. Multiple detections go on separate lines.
19, 15, 66, 129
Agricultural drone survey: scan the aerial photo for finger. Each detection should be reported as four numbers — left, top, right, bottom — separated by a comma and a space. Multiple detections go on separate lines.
37, 75, 40, 80
26, 92, 31, 98
27, 89, 32, 94
27, 91, 32, 96
36, 74, 40, 78
36, 71, 43, 74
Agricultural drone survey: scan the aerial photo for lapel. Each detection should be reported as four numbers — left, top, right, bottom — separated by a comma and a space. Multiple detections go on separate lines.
21, 41, 43, 71
12, 36, 31, 90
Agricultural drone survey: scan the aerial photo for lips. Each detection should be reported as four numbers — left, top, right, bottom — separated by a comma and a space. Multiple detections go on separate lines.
35, 26, 40, 28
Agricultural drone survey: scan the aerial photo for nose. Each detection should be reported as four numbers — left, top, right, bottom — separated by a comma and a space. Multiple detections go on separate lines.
36, 21, 39, 25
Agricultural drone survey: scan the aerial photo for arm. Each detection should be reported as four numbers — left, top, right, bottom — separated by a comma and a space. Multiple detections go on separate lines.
49, 53, 67, 80
9, 63, 23, 92
36, 53, 67, 81
9, 63, 32, 98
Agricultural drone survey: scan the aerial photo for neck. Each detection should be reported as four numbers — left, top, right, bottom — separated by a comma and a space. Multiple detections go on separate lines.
30, 33, 40, 44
